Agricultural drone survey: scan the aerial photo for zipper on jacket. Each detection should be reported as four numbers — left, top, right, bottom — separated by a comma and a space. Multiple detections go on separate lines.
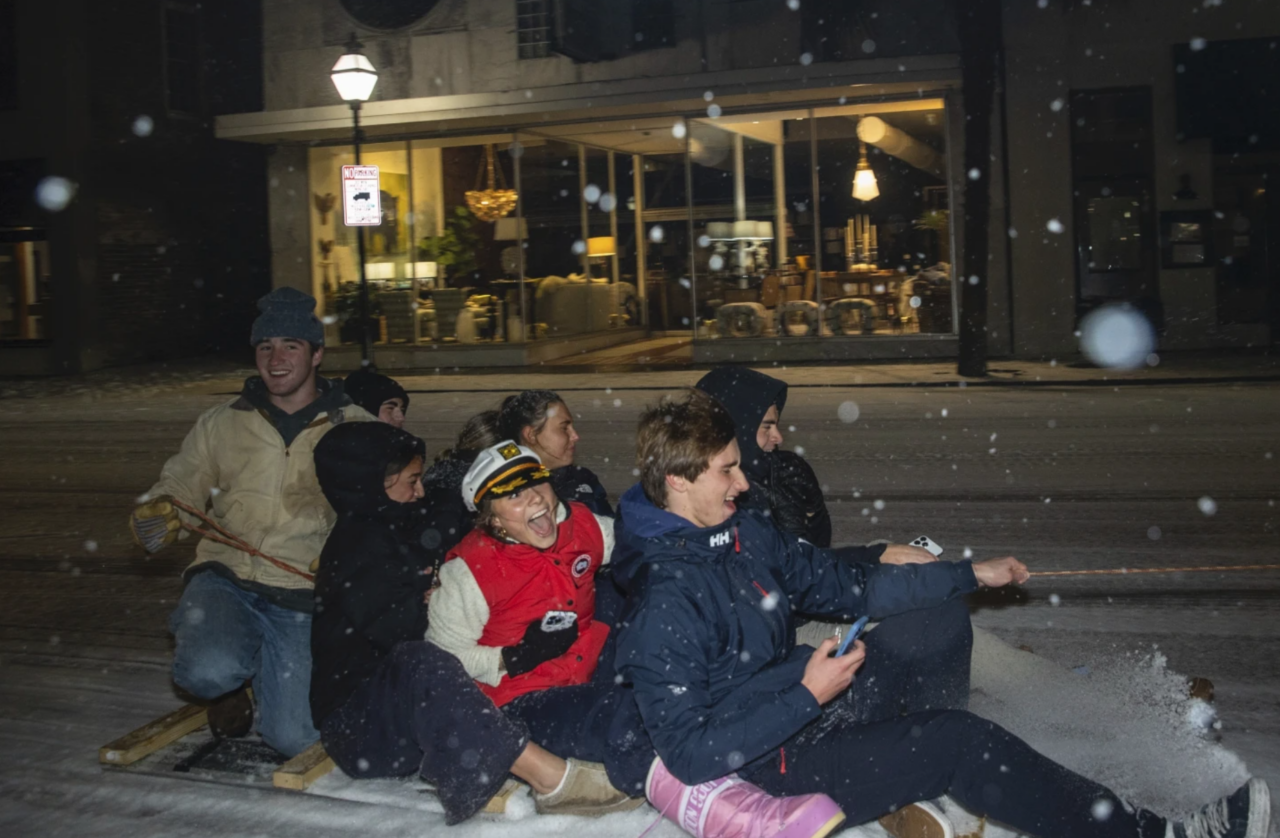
779, 746, 786, 775
734, 526, 740, 553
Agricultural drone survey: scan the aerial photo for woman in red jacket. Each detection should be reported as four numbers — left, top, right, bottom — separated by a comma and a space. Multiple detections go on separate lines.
427, 441, 845, 838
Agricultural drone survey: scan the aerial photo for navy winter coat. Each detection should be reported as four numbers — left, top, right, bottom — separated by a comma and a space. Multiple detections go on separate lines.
611, 483, 979, 786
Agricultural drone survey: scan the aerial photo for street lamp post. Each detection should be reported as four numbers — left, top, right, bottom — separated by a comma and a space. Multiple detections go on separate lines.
330, 34, 379, 365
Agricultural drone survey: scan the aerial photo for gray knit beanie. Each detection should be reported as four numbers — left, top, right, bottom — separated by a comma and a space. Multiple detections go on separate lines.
249, 287, 325, 347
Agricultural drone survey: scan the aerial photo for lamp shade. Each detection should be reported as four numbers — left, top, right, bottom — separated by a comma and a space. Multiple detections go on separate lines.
494, 217, 528, 241
852, 141, 880, 202
364, 262, 396, 280
330, 38, 378, 103
754, 221, 775, 240
587, 236, 616, 257
732, 220, 757, 240
706, 222, 733, 240
853, 167, 880, 202
412, 261, 438, 279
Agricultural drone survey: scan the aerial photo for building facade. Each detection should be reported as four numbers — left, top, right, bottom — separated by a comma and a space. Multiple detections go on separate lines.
0, 0, 269, 376
12, 0, 1273, 374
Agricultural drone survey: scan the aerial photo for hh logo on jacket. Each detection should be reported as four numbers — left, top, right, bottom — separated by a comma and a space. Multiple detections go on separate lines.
709, 530, 732, 548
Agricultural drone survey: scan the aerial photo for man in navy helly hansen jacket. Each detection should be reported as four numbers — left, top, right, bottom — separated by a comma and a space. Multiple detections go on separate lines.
612, 389, 1191, 838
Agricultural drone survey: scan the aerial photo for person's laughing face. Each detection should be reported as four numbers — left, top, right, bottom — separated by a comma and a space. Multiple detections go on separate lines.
489, 482, 560, 549
681, 440, 750, 529
255, 338, 322, 400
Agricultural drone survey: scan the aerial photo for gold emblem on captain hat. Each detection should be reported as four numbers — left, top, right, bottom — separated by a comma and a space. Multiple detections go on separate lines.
498, 442, 521, 460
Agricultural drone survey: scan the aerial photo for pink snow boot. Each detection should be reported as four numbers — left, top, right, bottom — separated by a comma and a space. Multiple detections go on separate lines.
645, 758, 846, 838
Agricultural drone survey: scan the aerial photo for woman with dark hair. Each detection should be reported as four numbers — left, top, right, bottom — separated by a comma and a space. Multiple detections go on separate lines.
498, 390, 613, 516
425, 439, 846, 835
310, 422, 600, 824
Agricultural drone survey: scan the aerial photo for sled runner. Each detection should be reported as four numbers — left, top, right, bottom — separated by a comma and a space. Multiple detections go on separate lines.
99, 706, 523, 815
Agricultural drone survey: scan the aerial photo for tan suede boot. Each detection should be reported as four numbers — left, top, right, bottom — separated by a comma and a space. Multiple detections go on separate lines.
878, 801, 955, 838
533, 758, 645, 816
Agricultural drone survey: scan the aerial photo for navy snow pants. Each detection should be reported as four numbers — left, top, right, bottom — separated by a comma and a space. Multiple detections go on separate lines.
503, 678, 654, 797
744, 598, 1167, 838
319, 641, 529, 825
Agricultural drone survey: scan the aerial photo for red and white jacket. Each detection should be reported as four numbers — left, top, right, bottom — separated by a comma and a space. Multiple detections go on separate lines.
426, 501, 614, 706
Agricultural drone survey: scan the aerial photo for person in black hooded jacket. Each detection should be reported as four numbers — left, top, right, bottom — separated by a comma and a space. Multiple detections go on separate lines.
310, 421, 617, 824
695, 366, 833, 546
695, 367, 936, 568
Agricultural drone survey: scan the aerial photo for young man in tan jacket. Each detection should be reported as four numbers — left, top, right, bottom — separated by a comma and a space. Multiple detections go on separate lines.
129, 288, 372, 756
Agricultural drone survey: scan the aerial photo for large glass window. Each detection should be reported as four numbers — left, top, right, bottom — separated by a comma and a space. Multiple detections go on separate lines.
304, 99, 954, 352
0, 229, 50, 341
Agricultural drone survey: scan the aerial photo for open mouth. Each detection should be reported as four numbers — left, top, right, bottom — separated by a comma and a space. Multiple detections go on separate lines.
724, 498, 737, 512
527, 508, 554, 539
268, 369, 291, 378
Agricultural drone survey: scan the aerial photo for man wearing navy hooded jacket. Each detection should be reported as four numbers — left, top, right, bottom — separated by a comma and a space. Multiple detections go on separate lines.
612, 389, 1267, 838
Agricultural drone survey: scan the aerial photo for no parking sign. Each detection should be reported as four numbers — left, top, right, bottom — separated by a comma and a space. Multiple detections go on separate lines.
342, 165, 381, 226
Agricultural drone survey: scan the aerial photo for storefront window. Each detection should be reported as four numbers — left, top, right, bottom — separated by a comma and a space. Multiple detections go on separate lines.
0, 229, 50, 341
809, 101, 954, 337
309, 137, 519, 346
303, 100, 953, 352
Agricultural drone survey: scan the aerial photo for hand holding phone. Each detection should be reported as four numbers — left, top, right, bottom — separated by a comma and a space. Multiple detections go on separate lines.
835, 615, 870, 657
909, 535, 944, 557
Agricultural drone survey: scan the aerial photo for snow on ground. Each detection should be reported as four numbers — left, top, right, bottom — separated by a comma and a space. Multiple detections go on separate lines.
2, 365, 1279, 836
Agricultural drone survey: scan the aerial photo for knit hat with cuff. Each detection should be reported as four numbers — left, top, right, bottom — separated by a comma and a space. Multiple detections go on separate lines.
250, 287, 325, 347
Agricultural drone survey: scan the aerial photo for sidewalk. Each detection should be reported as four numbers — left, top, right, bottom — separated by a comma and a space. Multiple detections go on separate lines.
2, 349, 1278, 402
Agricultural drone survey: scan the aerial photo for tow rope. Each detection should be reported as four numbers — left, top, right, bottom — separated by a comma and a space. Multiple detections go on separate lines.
169, 498, 315, 583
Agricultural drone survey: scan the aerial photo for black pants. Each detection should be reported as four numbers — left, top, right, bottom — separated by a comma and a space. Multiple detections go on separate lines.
320, 642, 529, 825
503, 671, 655, 797
744, 599, 1167, 838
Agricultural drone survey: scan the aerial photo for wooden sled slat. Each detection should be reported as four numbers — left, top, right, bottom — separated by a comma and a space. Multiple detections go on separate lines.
272, 742, 335, 791
483, 779, 521, 814
100, 704, 209, 767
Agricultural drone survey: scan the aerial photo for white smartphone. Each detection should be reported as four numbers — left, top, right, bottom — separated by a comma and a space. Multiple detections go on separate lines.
909, 535, 944, 557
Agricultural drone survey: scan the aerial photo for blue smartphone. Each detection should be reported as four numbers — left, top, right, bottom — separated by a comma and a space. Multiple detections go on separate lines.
836, 616, 870, 657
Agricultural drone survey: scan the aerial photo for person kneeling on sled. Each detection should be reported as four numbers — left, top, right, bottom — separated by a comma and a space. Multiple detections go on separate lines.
128, 288, 373, 757
612, 388, 1270, 838
427, 440, 846, 837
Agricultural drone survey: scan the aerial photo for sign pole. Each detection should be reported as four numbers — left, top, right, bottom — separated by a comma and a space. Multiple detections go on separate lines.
351, 102, 372, 365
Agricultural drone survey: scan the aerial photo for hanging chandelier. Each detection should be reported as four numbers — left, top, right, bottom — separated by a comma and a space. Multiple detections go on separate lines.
465, 144, 518, 222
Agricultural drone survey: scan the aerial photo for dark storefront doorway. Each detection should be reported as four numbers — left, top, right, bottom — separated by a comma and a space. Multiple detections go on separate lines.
1070, 89, 1161, 329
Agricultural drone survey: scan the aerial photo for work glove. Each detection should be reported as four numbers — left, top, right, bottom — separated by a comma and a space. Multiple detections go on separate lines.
501, 611, 579, 678
130, 497, 181, 554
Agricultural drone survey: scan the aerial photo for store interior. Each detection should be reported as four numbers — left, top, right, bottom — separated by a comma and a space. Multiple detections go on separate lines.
305, 98, 956, 348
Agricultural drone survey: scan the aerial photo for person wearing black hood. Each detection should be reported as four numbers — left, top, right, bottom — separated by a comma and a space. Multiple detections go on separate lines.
343, 366, 410, 428
414, 409, 503, 575
311, 421, 608, 824
696, 366, 935, 567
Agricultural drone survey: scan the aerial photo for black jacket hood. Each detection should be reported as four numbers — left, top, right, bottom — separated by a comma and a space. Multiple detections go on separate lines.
695, 367, 788, 481
315, 422, 427, 519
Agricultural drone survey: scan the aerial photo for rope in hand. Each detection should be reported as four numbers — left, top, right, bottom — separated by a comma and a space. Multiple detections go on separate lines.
169, 498, 315, 583
1029, 563, 1280, 578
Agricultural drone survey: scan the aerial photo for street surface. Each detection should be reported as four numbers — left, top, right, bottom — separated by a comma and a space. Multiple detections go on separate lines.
0, 361, 1277, 836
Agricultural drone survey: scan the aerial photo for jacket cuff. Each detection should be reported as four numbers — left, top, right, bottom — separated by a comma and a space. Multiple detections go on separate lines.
831, 542, 887, 564
955, 560, 980, 593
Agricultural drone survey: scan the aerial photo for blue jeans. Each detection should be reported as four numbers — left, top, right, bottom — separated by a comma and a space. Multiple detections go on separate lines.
169, 570, 319, 757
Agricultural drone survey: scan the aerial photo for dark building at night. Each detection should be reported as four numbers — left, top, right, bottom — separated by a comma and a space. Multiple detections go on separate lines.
0, 0, 269, 375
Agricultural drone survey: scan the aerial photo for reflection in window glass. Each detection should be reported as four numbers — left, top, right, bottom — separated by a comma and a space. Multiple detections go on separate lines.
1086, 197, 1143, 271
0, 232, 50, 340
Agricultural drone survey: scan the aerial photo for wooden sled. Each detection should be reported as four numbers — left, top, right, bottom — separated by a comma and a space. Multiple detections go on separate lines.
99, 704, 524, 814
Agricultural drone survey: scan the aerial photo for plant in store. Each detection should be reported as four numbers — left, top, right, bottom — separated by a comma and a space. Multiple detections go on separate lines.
419, 206, 481, 284
914, 209, 951, 263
